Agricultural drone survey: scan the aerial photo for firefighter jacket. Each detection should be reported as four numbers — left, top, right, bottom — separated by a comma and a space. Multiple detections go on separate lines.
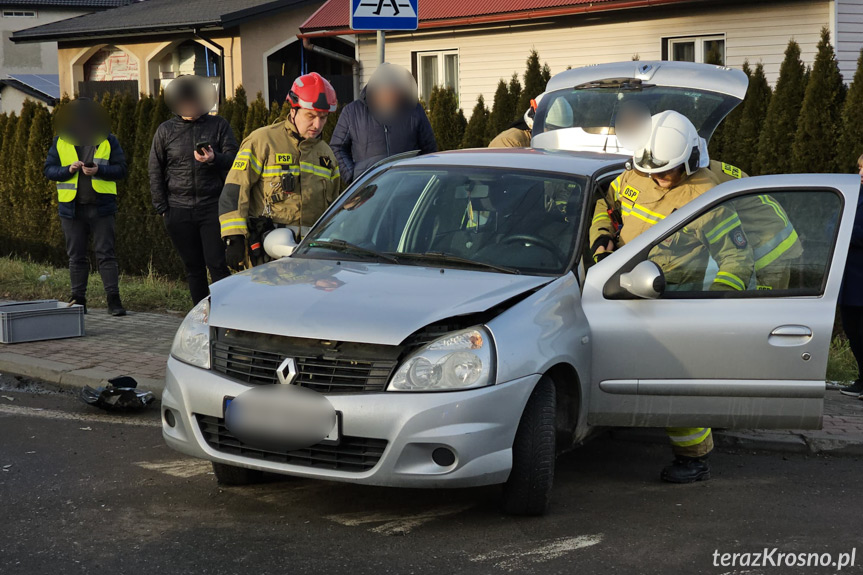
707, 160, 803, 288
218, 119, 341, 239
590, 168, 754, 292
488, 127, 532, 148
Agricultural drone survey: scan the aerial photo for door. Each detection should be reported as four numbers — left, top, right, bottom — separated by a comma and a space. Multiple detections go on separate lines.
582, 174, 859, 429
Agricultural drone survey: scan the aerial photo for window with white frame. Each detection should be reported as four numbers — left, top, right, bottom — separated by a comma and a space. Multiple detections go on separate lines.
666, 35, 725, 65
2, 10, 37, 17
415, 49, 459, 103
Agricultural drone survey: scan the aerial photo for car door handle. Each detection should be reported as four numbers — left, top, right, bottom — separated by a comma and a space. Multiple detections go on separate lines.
768, 325, 813, 347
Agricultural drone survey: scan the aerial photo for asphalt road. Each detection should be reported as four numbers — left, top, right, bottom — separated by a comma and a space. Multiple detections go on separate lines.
1, 375, 861, 575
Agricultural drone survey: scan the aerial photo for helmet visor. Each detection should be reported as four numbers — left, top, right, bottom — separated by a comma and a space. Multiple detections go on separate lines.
634, 147, 671, 171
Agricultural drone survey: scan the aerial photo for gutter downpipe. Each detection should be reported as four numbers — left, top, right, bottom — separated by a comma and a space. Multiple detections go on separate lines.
302, 37, 361, 100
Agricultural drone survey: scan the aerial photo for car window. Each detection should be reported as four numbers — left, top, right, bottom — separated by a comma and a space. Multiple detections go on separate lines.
637, 190, 842, 297
299, 166, 587, 276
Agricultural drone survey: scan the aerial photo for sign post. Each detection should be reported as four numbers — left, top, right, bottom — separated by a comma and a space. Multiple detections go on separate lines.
351, 0, 419, 65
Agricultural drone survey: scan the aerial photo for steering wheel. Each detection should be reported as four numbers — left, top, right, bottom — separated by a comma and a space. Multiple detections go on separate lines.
500, 234, 567, 268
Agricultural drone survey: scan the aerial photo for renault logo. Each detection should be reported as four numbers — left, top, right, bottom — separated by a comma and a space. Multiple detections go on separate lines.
276, 357, 298, 385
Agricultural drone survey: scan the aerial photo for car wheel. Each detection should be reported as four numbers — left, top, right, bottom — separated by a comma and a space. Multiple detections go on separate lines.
211, 462, 265, 486
502, 376, 556, 516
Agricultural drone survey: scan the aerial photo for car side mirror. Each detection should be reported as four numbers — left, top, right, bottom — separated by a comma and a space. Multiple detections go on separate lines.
619, 260, 666, 299
264, 228, 298, 259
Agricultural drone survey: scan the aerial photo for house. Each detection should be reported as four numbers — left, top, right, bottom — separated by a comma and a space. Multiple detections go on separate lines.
299, 0, 863, 116
1, 0, 129, 79
9, 0, 358, 105
0, 72, 58, 111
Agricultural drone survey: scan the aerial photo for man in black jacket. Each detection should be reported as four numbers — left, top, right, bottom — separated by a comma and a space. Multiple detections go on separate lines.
149, 76, 238, 304
44, 98, 128, 316
330, 63, 436, 186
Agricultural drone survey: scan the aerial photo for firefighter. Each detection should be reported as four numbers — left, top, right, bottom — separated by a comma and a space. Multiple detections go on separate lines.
219, 72, 341, 270
589, 110, 756, 483
488, 96, 541, 148
707, 160, 804, 290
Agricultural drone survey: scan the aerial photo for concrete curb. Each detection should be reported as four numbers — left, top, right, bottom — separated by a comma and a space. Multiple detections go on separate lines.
0, 352, 164, 399
609, 427, 863, 457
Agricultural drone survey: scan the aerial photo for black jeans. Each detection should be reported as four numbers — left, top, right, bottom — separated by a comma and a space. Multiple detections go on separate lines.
60, 205, 120, 297
165, 203, 230, 305
841, 305, 863, 382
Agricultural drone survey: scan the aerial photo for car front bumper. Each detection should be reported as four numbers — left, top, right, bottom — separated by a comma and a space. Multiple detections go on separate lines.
162, 357, 540, 488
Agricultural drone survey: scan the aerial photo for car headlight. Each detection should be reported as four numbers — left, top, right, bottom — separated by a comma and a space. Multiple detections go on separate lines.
388, 327, 494, 392
170, 298, 211, 369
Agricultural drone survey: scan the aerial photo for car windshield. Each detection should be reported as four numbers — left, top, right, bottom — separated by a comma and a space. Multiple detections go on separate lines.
296, 165, 587, 276
534, 83, 738, 142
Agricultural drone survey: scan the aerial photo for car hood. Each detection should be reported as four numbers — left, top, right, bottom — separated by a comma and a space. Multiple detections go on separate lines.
208, 258, 552, 346
532, 60, 749, 154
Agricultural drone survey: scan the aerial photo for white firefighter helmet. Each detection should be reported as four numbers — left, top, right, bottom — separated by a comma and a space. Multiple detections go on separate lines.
632, 110, 701, 175
524, 92, 545, 130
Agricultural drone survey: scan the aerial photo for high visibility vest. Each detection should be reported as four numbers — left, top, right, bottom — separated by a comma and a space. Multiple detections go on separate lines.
55, 137, 117, 203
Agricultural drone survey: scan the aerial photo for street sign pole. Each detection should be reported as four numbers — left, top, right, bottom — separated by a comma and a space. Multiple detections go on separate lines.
377, 30, 386, 64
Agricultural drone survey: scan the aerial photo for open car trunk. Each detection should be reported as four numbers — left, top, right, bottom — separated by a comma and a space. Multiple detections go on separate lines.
531, 61, 749, 155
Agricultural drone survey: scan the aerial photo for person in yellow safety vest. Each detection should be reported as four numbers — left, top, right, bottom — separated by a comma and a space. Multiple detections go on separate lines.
43, 98, 128, 316
708, 160, 804, 290
589, 110, 756, 484
219, 72, 341, 270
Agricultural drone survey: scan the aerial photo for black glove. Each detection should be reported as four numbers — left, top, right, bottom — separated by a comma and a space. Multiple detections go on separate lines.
224, 235, 246, 271
591, 235, 614, 262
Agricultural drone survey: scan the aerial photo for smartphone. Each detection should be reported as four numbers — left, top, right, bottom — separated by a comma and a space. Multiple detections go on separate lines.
195, 141, 211, 155
83, 162, 96, 169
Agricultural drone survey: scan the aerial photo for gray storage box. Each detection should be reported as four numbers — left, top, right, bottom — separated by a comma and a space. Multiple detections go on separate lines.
0, 300, 85, 344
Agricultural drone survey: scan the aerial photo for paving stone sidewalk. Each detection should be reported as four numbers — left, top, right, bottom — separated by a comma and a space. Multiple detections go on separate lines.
1, 304, 862, 455
0, 308, 182, 397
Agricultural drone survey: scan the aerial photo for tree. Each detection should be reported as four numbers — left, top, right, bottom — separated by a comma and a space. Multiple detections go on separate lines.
23, 105, 60, 261
486, 79, 514, 142
838, 49, 863, 172
518, 50, 546, 114
0, 113, 18, 245
734, 62, 771, 174
791, 27, 846, 173
711, 61, 751, 162
428, 86, 466, 151
321, 104, 343, 145
757, 40, 808, 174
229, 85, 248, 142
462, 95, 490, 148
243, 92, 269, 138
267, 101, 281, 125
507, 73, 523, 123
541, 63, 552, 87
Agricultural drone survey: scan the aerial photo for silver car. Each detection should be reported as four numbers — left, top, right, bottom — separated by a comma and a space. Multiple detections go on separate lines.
162, 63, 859, 516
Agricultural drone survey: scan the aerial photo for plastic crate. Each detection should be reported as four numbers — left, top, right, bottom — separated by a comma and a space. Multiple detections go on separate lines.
0, 300, 85, 344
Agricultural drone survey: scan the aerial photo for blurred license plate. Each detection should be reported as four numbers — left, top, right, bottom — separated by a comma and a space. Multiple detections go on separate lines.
224, 396, 340, 445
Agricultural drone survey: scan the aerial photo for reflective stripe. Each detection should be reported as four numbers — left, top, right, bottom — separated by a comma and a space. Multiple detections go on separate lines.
263, 166, 300, 177
93, 157, 109, 166
621, 201, 665, 225
592, 213, 611, 224
299, 161, 334, 179
220, 218, 247, 233
759, 195, 789, 226
610, 177, 621, 192
706, 214, 742, 244
56, 183, 77, 190
714, 271, 746, 291
667, 427, 712, 447
755, 228, 799, 271
236, 149, 262, 174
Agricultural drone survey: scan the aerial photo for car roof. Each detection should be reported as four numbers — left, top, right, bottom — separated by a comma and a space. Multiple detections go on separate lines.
392, 147, 627, 176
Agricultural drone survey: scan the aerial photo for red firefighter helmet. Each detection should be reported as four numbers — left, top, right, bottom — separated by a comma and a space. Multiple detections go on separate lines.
287, 72, 338, 112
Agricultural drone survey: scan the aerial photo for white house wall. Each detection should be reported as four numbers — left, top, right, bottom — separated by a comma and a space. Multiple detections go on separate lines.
835, 0, 863, 81
357, 0, 831, 118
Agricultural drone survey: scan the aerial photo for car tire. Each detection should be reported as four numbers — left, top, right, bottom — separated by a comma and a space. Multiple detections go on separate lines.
211, 462, 265, 486
502, 376, 556, 516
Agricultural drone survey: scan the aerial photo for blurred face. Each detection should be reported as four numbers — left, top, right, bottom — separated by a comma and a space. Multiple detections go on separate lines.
858, 163, 863, 184
651, 165, 686, 190
292, 108, 329, 139
370, 86, 401, 114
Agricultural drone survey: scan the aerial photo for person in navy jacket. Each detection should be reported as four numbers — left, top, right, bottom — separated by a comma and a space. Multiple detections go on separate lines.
839, 154, 863, 397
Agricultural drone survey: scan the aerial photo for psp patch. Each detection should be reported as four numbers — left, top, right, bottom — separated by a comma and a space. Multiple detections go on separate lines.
620, 186, 641, 203
275, 153, 293, 164
231, 160, 248, 171
730, 226, 748, 249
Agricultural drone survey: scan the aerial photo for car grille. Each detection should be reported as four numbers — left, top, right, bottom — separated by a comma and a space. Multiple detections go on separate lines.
211, 339, 398, 393
195, 414, 387, 472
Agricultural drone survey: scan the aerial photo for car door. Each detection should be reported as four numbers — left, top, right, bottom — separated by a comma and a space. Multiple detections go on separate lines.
581, 174, 859, 430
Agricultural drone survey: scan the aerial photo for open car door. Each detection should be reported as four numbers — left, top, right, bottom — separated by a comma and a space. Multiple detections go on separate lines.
581, 174, 859, 429
531, 61, 748, 155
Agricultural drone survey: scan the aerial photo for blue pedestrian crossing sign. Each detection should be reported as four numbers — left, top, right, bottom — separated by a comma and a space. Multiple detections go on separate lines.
351, 0, 419, 31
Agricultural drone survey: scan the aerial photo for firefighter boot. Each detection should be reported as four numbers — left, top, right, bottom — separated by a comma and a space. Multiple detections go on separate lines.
107, 293, 127, 317
661, 455, 710, 483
